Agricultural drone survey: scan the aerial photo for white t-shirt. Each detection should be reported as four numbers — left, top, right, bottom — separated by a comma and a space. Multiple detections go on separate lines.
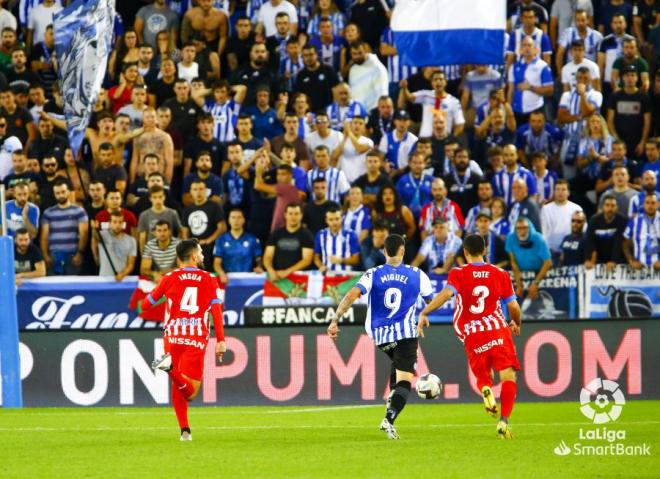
561, 58, 600, 89
0, 136, 23, 180
339, 135, 374, 183
305, 129, 343, 160
413, 90, 465, 138
177, 62, 199, 84
28, 4, 62, 45
0, 9, 17, 34
540, 200, 583, 252
257, 0, 298, 38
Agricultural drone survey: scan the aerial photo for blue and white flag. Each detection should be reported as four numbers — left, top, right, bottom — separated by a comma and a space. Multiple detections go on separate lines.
53, 0, 115, 157
391, 0, 506, 66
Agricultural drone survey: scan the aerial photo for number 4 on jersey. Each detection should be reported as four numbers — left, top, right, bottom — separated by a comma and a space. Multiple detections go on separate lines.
180, 287, 199, 314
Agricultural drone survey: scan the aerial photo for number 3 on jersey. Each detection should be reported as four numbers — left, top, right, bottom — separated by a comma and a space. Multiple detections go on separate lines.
470, 285, 490, 314
384, 287, 402, 318
180, 287, 199, 314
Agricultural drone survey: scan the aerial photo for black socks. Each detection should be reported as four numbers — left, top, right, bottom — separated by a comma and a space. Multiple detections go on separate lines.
385, 380, 411, 424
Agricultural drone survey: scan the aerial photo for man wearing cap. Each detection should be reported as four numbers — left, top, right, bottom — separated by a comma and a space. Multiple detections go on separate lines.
606, 64, 652, 158
378, 109, 417, 178
610, 37, 650, 93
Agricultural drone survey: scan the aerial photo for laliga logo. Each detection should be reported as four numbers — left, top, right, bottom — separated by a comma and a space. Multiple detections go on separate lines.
579, 378, 626, 424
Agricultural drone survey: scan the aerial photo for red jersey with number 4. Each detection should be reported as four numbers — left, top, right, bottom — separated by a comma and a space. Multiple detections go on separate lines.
144, 267, 224, 341
446, 263, 516, 343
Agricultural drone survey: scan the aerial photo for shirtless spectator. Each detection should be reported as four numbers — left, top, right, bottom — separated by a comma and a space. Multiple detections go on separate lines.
130, 107, 174, 184
181, 0, 229, 56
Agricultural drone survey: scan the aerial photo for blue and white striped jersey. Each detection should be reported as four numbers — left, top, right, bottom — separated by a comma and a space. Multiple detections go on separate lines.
356, 263, 434, 346
558, 26, 603, 63
378, 130, 418, 170
204, 99, 240, 143
624, 212, 660, 265
343, 204, 372, 237
491, 166, 538, 206
307, 166, 351, 203
326, 100, 368, 131
280, 55, 305, 91
314, 227, 360, 271
534, 169, 558, 204
380, 27, 418, 83
558, 87, 602, 163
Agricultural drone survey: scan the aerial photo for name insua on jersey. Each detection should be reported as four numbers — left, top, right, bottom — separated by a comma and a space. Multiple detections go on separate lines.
178, 272, 202, 282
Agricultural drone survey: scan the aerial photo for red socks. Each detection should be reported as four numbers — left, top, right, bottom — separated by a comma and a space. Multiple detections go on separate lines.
171, 385, 189, 430
169, 370, 194, 400
500, 380, 517, 419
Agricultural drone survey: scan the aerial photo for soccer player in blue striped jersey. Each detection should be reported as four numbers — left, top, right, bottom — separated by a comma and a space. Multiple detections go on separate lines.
314, 205, 360, 272
329, 234, 434, 440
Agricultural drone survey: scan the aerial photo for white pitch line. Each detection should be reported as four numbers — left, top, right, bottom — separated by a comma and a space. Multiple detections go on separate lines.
1, 421, 659, 433
266, 405, 379, 414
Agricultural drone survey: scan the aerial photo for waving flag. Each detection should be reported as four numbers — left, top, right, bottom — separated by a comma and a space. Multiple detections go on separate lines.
53, 0, 115, 156
391, 0, 506, 66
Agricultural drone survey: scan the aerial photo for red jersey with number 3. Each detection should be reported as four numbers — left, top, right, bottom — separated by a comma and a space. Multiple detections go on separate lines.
146, 267, 223, 340
446, 263, 516, 343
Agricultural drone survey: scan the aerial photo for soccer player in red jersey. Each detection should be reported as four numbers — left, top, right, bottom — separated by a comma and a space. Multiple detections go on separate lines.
140, 239, 227, 441
418, 234, 522, 439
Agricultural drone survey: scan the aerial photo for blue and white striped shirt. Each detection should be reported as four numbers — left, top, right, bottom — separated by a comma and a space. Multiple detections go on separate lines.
492, 166, 538, 206
280, 55, 305, 91
343, 205, 372, 238
326, 100, 367, 131
534, 170, 558, 204
306, 12, 346, 36
356, 263, 434, 346
378, 130, 418, 170
624, 212, 660, 266
507, 27, 552, 61
558, 26, 603, 63
41, 205, 88, 253
558, 87, 602, 163
380, 27, 418, 83
307, 166, 351, 203
508, 58, 553, 114
204, 99, 240, 143
314, 227, 360, 271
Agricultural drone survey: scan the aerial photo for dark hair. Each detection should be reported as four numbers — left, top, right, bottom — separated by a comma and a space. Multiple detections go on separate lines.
154, 220, 171, 229
228, 207, 246, 217
375, 185, 401, 214
196, 150, 212, 161
312, 176, 327, 185
520, 6, 536, 16
176, 238, 199, 261
99, 142, 114, 151
148, 185, 165, 197
530, 151, 547, 162
109, 210, 125, 220
277, 164, 293, 175
383, 234, 405, 257
371, 219, 389, 232
601, 194, 617, 204
143, 153, 160, 163
463, 234, 486, 257
15, 227, 29, 237
197, 112, 214, 123
314, 144, 330, 154
285, 202, 302, 213
555, 179, 570, 189
325, 203, 342, 215
105, 189, 122, 198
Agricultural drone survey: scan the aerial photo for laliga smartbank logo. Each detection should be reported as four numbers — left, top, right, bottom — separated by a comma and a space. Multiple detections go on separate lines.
552, 378, 651, 457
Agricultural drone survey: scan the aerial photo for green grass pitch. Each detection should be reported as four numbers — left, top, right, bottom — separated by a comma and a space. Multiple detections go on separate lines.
1, 401, 658, 478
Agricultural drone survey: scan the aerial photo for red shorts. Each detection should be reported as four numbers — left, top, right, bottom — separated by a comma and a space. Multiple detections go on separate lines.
465, 330, 520, 386
165, 336, 208, 382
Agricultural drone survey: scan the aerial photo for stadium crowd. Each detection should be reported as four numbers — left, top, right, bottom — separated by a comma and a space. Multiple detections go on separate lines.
1, 0, 659, 299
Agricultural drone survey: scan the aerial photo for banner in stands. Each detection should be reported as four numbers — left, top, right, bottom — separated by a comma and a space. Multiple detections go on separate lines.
580, 265, 660, 319
515, 266, 579, 320
12, 320, 659, 407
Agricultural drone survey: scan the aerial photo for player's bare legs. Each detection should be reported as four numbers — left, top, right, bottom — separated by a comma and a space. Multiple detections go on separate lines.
380, 369, 414, 440
496, 368, 517, 439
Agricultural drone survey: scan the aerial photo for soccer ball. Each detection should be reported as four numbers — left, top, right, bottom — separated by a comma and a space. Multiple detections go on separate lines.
416, 373, 442, 399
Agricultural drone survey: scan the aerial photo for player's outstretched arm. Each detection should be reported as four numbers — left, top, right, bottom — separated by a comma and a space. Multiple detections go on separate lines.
417, 288, 454, 338
506, 300, 522, 336
328, 287, 362, 341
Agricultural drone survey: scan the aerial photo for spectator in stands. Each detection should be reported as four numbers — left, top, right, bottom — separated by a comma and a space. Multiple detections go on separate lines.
530, 152, 557, 204
182, 0, 229, 55
508, 177, 542, 231
263, 203, 314, 280
335, 115, 372, 183
559, 210, 587, 266
412, 218, 462, 274
506, 217, 552, 298
161, 79, 201, 139
213, 207, 262, 282
28, 116, 67, 164
378, 109, 417, 178
127, 153, 161, 209
359, 219, 387, 269
611, 38, 650, 93
182, 151, 223, 206
36, 154, 62, 209
230, 42, 282, 107
472, 210, 508, 267
0, 87, 35, 147
585, 194, 627, 269
93, 142, 128, 194
352, 150, 391, 206
84, 180, 107, 222
598, 2, 633, 36
373, 184, 416, 240
506, 6, 552, 71
303, 177, 333, 235
313, 204, 360, 272
623, 192, 660, 269
254, 158, 306, 231
399, 70, 465, 138
396, 151, 433, 221
516, 110, 563, 168
131, 172, 181, 217
366, 96, 394, 146
130, 108, 174, 183
109, 63, 142, 115
308, 15, 344, 72
492, 144, 537, 206
349, 0, 389, 52
606, 64, 652, 158
117, 84, 148, 130
540, 180, 583, 258
256, 0, 299, 38
226, 16, 255, 73
182, 113, 225, 176
140, 219, 180, 281
40, 178, 89, 275
464, 180, 494, 234
598, 164, 638, 215
444, 147, 484, 218
135, 0, 179, 49
305, 111, 343, 158
3, 149, 37, 199
559, 39, 601, 92
6, 47, 40, 91
419, 177, 464, 239
346, 40, 388, 111
341, 186, 370, 243
242, 87, 283, 142
93, 210, 137, 281
305, 144, 347, 201
555, 10, 601, 76
181, 178, 226, 270
1, 181, 38, 238
325, 82, 366, 131
137, 185, 182, 252
642, 139, 660, 177
13, 228, 45, 286
507, 36, 554, 126
271, 112, 310, 167
474, 102, 516, 161
95, 189, 138, 238
221, 142, 250, 213
629, 171, 658, 217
